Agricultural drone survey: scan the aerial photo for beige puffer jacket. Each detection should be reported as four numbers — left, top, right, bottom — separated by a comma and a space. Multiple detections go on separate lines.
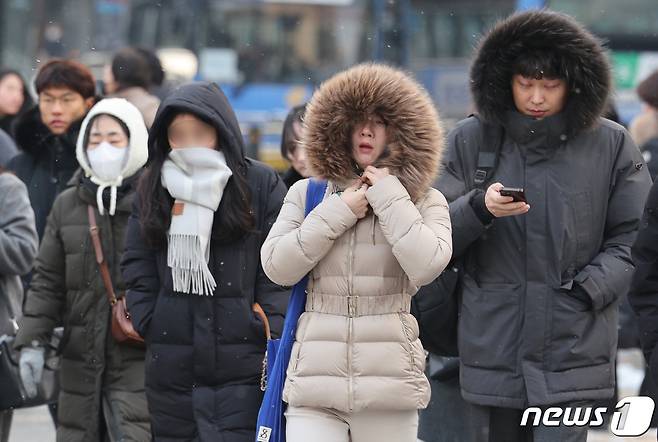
261, 63, 452, 412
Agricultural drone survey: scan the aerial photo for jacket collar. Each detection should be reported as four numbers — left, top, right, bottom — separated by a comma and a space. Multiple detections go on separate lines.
504, 111, 569, 150
75, 170, 137, 213
14, 105, 85, 157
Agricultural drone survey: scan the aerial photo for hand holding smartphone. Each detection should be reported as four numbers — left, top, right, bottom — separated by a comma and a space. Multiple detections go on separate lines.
484, 183, 530, 218
499, 187, 527, 203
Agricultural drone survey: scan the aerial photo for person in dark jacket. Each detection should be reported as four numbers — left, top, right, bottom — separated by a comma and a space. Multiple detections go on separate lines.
435, 10, 651, 441
134, 47, 169, 101
629, 180, 658, 385
7, 59, 97, 428
0, 168, 38, 442
15, 98, 151, 442
280, 103, 309, 188
120, 82, 288, 442
0, 69, 33, 138
629, 71, 658, 180
8, 59, 96, 240
104, 47, 161, 129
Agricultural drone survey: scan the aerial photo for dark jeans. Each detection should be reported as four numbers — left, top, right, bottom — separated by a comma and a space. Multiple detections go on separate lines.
0, 410, 12, 442
470, 404, 589, 442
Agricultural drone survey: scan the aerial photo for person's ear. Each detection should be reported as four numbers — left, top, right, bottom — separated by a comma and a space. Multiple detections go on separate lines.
84, 97, 95, 111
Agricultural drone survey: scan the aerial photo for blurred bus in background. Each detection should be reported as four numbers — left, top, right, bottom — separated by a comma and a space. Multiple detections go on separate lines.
126, 0, 513, 169
1, 0, 657, 168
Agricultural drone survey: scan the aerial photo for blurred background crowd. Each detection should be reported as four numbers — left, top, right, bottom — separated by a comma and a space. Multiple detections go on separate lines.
0, 0, 656, 171
1, 1, 658, 441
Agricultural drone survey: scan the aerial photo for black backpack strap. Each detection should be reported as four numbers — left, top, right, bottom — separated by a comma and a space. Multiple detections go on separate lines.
469, 114, 505, 190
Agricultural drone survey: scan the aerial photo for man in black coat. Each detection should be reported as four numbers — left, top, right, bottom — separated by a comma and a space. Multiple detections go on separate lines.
8, 59, 96, 240
121, 82, 289, 442
436, 11, 651, 441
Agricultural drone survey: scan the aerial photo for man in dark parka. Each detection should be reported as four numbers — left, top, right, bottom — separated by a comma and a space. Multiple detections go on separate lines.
8, 60, 96, 240
436, 10, 652, 441
121, 82, 289, 442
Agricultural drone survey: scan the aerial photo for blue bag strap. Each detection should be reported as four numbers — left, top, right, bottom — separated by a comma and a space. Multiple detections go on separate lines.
254, 178, 329, 442
305, 178, 327, 217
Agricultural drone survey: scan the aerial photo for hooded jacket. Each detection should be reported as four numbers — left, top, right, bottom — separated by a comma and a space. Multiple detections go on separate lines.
120, 82, 289, 442
14, 99, 150, 441
437, 11, 652, 408
76, 98, 149, 215
261, 63, 452, 412
8, 105, 90, 239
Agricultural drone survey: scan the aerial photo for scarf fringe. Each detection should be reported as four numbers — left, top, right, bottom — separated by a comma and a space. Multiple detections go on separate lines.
167, 234, 216, 295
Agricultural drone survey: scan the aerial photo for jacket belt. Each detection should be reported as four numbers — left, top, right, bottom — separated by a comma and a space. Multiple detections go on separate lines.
305, 292, 412, 317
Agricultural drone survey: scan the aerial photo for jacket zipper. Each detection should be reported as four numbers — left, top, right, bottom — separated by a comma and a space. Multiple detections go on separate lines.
346, 225, 357, 412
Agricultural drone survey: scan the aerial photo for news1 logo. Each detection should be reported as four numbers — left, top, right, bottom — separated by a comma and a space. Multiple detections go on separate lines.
521, 396, 655, 436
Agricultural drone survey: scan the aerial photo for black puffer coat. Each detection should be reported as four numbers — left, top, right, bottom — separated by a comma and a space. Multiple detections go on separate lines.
7, 106, 85, 239
121, 83, 289, 441
438, 11, 652, 408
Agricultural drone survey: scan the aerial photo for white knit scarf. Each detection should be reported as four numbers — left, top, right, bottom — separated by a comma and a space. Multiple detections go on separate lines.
161, 148, 233, 295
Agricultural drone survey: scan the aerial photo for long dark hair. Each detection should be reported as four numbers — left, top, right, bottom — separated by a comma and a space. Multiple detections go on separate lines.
0, 69, 34, 113
280, 103, 307, 159
137, 112, 254, 250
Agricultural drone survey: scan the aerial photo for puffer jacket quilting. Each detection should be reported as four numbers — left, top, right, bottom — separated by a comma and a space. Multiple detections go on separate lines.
263, 175, 451, 412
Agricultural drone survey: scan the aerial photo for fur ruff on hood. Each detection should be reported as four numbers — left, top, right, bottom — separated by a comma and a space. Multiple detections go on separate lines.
470, 10, 611, 135
303, 63, 444, 202
14, 105, 82, 156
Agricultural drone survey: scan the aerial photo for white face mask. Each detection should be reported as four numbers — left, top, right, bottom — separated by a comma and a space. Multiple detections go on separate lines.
87, 141, 127, 182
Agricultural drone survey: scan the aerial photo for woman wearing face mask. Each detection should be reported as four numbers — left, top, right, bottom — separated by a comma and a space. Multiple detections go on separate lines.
0, 69, 33, 138
14, 98, 151, 442
261, 63, 452, 442
120, 82, 288, 441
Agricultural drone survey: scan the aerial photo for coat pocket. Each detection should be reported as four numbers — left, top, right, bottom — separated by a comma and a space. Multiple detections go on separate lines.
548, 288, 611, 371
398, 313, 425, 375
289, 312, 312, 374
557, 190, 593, 272
459, 279, 521, 370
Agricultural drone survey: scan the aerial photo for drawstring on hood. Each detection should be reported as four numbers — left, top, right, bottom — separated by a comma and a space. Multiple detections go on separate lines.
76, 98, 149, 215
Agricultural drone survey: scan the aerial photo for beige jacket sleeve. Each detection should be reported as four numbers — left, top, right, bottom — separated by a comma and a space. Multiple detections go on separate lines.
366, 175, 452, 288
261, 179, 358, 286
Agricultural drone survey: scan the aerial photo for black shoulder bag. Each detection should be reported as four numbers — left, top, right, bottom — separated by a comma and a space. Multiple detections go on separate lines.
0, 285, 61, 410
412, 116, 504, 369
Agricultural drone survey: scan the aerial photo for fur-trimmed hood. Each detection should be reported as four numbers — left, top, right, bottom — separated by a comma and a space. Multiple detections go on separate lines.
14, 105, 82, 156
303, 63, 444, 202
470, 10, 611, 135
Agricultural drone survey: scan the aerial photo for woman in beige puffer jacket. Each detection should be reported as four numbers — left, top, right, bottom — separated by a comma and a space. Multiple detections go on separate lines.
261, 63, 452, 442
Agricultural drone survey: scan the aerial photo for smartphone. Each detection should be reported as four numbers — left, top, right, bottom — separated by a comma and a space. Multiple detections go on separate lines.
499, 187, 527, 203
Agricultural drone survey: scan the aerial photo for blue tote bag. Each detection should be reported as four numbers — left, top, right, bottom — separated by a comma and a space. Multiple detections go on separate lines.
255, 178, 328, 442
